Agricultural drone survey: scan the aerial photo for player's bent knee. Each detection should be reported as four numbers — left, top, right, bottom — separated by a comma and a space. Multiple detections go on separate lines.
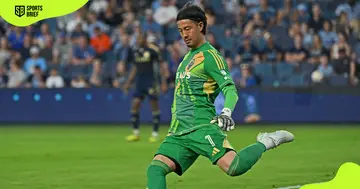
146, 159, 172, 189
217, 151, 236, 173
153, 155, 176, 171
146, 161, 169, 176
147, 156, 174, 177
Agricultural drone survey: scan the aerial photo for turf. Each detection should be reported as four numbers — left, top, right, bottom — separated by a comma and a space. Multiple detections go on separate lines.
0, 124, 359, 189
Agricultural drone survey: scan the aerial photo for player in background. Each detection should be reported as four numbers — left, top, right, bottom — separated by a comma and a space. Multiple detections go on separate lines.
123, 32, 167, 143
145, 2, 294, 189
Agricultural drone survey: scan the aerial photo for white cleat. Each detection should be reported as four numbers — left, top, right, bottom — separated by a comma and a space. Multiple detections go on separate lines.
256, 130, 294, 150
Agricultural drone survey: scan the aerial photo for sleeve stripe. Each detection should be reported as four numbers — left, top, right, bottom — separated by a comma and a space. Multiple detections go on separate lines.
210, 50, 223, 69
209, 49, 225, 70
207, 50, 222, 70
214, 50, 226, 70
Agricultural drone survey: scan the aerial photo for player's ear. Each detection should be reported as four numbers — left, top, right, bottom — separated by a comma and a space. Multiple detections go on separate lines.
198, 22, 204, 32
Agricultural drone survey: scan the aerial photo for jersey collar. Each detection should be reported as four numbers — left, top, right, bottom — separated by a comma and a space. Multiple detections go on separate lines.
190, 41, 208, 53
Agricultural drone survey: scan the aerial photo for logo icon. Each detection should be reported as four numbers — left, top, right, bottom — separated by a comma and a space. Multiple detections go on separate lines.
15, 5, 26, 17
212, 147, 220, 156
187, 59, 195, 70
220, 70, 227, 75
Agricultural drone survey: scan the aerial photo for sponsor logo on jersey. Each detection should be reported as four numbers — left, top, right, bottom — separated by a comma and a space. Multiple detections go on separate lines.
176, 72, 191, 79
187, 59, 195, 70
135, 50, 151, 63
212, 147, 220, 156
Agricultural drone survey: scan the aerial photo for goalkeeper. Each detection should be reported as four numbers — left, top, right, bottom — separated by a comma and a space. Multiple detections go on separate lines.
146, 2, 295, 189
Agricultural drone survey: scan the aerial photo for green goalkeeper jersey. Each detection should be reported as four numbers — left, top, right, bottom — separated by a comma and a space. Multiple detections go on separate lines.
168, 42, 236, 136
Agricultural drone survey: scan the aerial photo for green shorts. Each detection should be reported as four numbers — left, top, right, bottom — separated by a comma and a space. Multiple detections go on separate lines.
155, 125, 235, 176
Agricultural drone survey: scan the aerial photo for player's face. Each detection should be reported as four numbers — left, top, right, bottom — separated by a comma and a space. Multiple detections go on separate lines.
137, 35, 146, 47
320, 56, 328, 65
177, 19, 203, 48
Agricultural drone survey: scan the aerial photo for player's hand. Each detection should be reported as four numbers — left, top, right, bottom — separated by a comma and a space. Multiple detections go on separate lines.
210, 108, 235, 132
122, 83, 130, 94
161, 83, 168, 94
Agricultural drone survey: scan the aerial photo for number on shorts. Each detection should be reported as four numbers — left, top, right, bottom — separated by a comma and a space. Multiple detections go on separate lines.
205, 135, 215, 147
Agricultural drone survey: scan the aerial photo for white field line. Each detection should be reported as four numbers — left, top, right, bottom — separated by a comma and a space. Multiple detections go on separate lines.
275, 182, 322, 189
275, 185, 302, 189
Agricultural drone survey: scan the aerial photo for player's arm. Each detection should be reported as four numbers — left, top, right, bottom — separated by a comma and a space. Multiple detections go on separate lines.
123, 49, 136, 92
152, 47, 168, 93
221, 84, 238, 113
204, 50, 238, 131
123, 65, 136, 91
160, 61, 169, 93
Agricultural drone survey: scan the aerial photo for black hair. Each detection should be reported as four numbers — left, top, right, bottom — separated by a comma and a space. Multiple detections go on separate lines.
137, 31, 148, 47
176, 1, 207, 35
320, 52, 329, 57
323, 19, 333, 29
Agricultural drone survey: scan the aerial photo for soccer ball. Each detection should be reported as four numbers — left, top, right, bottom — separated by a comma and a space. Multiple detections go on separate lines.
311, 71, 323, 83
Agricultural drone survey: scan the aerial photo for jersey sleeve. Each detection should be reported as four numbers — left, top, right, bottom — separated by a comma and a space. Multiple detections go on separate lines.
127, 48, 134, 64
204, 50, 235, 90
151, 49, 160, 62
149, 44, 162, 62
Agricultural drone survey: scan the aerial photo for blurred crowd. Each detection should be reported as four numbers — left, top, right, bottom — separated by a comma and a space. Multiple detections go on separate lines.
0, 0, 360, 89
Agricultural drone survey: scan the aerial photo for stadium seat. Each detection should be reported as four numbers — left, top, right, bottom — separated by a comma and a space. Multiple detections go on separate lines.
299, 63, 317, 74
268, 0, 284, 10
164, 26, 180, 44
208, 0, 225, 15
61, 65, 73, 80
354, 43, 360, 58
65, 65, 88, 79
268, 26, 288, 42
47, 63, 63, 74
328, 75, 349, 86
348, 35, 358, 49
176, 0, 189, 7
103, 61, 117, 78
103, 51, 116, 65
219, 36, 236, 52
42, 18, 58, 36
260, 75, 278, 87
208, 25, 226, 43
278, 36, 293, 52
83, 64, 93, 78
253, 63, 274, 77
281, 74, 307, 87
275, 63, 295, 79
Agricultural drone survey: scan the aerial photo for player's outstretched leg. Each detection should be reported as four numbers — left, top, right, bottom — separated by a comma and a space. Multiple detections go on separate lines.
146, 155, 176, 189
149, 98, 160, 143
126, 97, 142, 142
218, 130, 294, 176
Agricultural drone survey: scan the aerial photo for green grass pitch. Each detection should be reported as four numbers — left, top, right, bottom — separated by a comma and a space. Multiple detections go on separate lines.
0, 124, 359, 189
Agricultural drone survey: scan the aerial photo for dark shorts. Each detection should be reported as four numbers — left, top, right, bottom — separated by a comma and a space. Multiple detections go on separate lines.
155, 125, 235, 176
133, 77, 159, 100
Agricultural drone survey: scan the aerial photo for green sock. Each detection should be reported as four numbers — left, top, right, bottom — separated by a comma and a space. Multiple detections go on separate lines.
146, 160, 172, 189
227, 142, 266, 176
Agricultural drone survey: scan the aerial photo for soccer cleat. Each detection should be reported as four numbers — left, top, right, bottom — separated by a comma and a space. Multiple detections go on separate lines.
125, 134, 140, 142
256, 130, 294, 150
148, 136, 158, 143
